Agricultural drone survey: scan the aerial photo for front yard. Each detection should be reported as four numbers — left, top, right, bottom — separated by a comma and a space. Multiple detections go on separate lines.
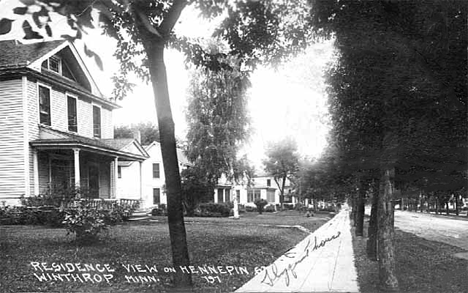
0, 211, 333, 293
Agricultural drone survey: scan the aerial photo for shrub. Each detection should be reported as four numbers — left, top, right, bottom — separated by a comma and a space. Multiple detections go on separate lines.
151, 206, 167, 216
62, 205, 118, 244
237, 204, 246, 214
244, 204, 257, 212
196, 202, 231, 217
0, 206, 65, 226
264, 204, 276, 213
254, 199, 268, 214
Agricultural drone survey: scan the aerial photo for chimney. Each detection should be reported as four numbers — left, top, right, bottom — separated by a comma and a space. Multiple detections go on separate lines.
133, 130, 141, 143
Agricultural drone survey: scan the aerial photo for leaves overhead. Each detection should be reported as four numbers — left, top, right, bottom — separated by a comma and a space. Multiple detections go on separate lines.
309, 0, 467, 194
0, 18, 13, 35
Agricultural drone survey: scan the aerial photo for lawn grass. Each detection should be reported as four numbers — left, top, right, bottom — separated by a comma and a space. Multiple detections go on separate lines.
0, 211, 332, 293
352, 218, 468, 293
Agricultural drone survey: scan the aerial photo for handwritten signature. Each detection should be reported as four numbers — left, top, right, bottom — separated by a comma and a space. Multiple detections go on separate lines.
260, 231, 341, 287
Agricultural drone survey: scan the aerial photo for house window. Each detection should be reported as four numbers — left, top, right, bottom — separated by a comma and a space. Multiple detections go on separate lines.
38, 85, 51, 126
247, 190, 253, 202
254, 189, 261, 200
267, 179, 271, 187
49, 56, 61, 73
41, 56, 62, 74
225, 189, 231, 202
67, 96, 77, 132
93, 106, 101, 138
117, 166, 122, 178
153, 163, 160, 178
217, 188, 224, 203
236, 190, 240, 202
247, 189, 260, 202
153, 188, 160, 204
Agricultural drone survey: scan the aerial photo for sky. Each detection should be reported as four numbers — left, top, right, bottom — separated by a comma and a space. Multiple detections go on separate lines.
0, 0, 335, 169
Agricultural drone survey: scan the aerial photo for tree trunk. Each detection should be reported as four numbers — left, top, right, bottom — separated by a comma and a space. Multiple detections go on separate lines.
367, 180, 378, 261
355, 177, 366, 236
455, 193, 459, 216
377, 167, 399, 291
350, 192, 357, 224
146, 42, 192, 288
419, 194, 424, 213
281, 175, 287, 207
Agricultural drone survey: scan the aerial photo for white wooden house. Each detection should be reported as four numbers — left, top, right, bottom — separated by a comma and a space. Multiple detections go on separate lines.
117, 141, 190, 208
0, 40, 148, 206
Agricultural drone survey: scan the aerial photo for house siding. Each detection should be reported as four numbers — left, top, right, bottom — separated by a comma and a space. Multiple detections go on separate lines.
117, 143, 166, 208
143, 145, 165, 207
101, 107, 113, 139
78, 98, 93, 137
27, 79, 40, 195
117, 162, 142, 201
0, 79, 26, 204
50, 87, 68, 131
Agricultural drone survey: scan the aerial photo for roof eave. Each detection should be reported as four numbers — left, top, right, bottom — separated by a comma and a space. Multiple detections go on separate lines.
30, 141, 146, 161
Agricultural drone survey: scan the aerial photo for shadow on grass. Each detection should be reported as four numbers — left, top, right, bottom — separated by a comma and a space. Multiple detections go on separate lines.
352, 223, 468, 293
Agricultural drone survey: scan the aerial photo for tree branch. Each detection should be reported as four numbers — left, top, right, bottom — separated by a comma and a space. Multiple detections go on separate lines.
159, 0, 188, 36
134, 8, 163, 38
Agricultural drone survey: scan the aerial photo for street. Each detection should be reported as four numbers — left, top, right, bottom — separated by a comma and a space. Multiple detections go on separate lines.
394, 210, 468, 251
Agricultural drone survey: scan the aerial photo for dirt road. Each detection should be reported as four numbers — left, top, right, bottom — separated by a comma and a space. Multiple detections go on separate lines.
394, 210, 468, 251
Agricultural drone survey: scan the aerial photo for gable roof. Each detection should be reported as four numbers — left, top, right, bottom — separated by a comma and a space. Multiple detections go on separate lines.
101, 138, 149, 158
145, 141, 191, 166
0, 40, 65, 69
0, 39, 119, 109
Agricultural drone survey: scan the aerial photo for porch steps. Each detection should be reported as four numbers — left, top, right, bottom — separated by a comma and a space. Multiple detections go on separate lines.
128, 216, 150, 221
127, 209, 151, 221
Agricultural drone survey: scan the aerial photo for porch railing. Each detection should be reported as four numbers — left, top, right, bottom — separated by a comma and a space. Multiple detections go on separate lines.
20, 194, 140, 211
62, 198, 140, 210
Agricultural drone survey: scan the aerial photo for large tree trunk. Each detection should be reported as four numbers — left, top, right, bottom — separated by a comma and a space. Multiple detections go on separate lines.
367, 179, 378, 261
355, 176, 366, 236
377, 167, 399, 291
146, 42, 192, 288
455, 193, 459, 216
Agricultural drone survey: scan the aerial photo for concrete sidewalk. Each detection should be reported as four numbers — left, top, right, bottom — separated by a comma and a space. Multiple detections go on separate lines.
236, 205, 359, 292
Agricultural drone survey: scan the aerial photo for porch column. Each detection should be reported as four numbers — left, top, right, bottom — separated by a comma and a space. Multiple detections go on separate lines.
139, 161, 143, 201
33, 150, 39, 195
113, 157, 118, 199
73, 148, 80, 188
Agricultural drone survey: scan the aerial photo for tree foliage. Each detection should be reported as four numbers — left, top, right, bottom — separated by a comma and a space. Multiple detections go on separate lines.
185, 45, 251, 185
114, 121, 160, 145
263, 137, 300, 204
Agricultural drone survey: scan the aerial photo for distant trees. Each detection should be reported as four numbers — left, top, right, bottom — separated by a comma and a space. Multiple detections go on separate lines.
263, 138, 300, 206
114, 121, 160, 145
